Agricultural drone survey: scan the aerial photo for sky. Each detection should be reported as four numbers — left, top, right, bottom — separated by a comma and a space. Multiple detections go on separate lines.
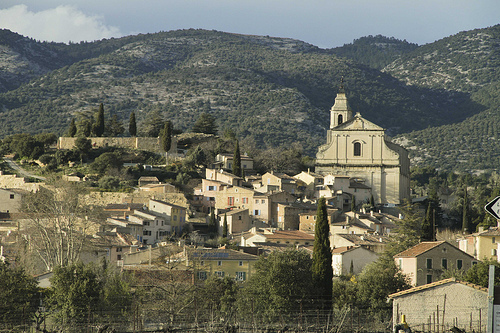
0, 1, 499, 49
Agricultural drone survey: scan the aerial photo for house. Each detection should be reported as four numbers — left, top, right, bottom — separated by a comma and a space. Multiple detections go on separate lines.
218, 208, 252, 235
394, 241, 478, 287
139, 183, 179, 194
0, 188, 25, 213
299, 208, 341, 233
458, 224, 500, 261
253, 191, 296, 225
315, 83, 410, 205
148, 199, 187, 235
104, 217, 144, 243
293, 170, 324, 198
214, 153, 254, 172
389, 278, 487, 332
257, 172, 297, 194
186, 248, 258, 282
103, 202, 145, 218
138, 176, 160, 187
332, 233, 390, 254
205, 168, 243, 186
128, 209, 170, 244
275, 201, 317, 230
88, 232, 139, 265
330, 211, 397, 236
240, 229, 314, 247
331, 246, 379, 276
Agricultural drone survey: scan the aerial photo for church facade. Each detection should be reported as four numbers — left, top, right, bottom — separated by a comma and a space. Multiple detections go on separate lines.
315, 87, 410, 205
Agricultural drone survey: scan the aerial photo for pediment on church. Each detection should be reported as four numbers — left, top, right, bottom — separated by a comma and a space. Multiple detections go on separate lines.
336, 115, 384, 131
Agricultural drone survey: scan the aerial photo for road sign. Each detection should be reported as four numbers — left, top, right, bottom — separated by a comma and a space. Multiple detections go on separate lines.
485, 196, 500, 220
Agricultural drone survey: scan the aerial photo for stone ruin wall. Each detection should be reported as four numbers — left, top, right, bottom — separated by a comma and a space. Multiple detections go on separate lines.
57, 137, 169, 153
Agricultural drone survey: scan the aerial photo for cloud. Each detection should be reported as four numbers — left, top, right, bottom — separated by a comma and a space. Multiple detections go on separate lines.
0, 4, 122, 43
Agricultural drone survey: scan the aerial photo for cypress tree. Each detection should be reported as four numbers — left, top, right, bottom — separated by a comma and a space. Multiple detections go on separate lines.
421, 202, 434, 241
67, 118, 77, 137
94, 103, 105, 137
351, 195, 356, 212
222, 213, 228, 238
160, 121, 172, 153
312, 197, 333, 311
233, 139, 242, 177
209, 209, 217, 234
129, 112, 137, 137
462, 186, 470, 234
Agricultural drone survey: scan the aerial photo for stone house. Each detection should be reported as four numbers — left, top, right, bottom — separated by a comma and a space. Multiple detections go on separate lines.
331, 246, 379, 276
257, 172, 298, 194
275, 201, 317, 230
332, 233, 390, 254
299, 208, 341, 233
293, 170, 324, 197
138, 176, 160, 187
253, 191, 296, 225
389, 278, 487, 332
0, 188, 25, 213
128, 209, 170, 245
218, 208, 252, 235
394, 241, 478, 286
149, 199, 187, 235
213, 153, 254, 172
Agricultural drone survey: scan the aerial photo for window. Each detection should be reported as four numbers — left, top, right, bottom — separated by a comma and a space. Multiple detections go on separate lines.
215, 271, 225, 278
173, 215, 177, 221
261, 200, 265, 204
255, 199, 259, 204
143, 221, 150, 226
492, 249, 497, 256
207, 185, 216, 191
338, 114, 343, 125
238, 261, 243, 266
228, 197, 235, 206
254, 210, 261, 216
9, 194, 14, 199
197, 271, 207, 280
427, 274, 432, 284
473, 261, 478, 265
116, 247, 122, 252
353, 142, 361, 156
398, 259, 402, 269
236, 272, 246, 281
238, 216, 242, 220
217, 261, 222, 266
442, 258, 448, 269
426, 258, 432, 269
493, 237, 496, 244
143, 230, 152, 236
117, 254, 122, 261
242, 197, 248, 204
457, 259, 463, 269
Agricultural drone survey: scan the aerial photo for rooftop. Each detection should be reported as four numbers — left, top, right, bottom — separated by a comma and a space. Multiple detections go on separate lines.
394, 241, 446, 258
388, 278, 487, 299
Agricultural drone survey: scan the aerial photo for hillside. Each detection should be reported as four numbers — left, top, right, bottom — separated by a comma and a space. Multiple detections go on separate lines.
329, 35, 418, 69
0, 29, 485, 157
383, 25, 500, 172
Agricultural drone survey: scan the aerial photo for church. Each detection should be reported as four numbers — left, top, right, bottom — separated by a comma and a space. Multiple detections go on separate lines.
315, 83, 410, 205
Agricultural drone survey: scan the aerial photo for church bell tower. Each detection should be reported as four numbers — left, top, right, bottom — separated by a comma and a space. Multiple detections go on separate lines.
330, 78, 353, 129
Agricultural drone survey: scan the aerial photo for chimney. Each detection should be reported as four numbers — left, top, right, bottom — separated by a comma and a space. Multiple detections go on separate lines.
370, 211, 373, 217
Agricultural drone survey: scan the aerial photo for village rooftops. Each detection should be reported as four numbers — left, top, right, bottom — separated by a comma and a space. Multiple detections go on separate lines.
336, 233, 391, 246
264, 230, 315, 241
388, 277, 487, 299
104, 203, 145, 211
394, 241, 447, 258
150, 198, 186, 210
188, 248, 259, 261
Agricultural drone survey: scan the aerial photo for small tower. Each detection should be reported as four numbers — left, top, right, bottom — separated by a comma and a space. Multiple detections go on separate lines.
330, 78, 353, 129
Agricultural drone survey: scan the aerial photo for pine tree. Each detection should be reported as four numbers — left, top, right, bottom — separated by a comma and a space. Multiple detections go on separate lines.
129, 112, 137, 137
312, 197, 333, 311
93, 103, 105, 137
222, 213, 228, 238
421, 202, 434, 241
232, 139, 242, 177
67, 118, 77, 137
192, 112, 218, 135
160, 121, 172, 153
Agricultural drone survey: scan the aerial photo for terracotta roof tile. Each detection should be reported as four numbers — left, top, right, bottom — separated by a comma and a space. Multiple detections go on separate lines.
265, 230, 315, 241
394, 241, 446, 258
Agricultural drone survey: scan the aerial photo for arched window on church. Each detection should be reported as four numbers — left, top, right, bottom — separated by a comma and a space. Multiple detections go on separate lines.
353, 142, 361, 156
338, 114, 343, 125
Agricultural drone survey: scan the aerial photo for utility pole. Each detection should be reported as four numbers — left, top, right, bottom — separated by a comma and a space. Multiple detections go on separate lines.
488, 264, 494, 333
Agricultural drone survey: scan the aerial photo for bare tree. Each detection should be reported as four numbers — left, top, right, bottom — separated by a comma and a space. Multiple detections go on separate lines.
21, 182, 103, 271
